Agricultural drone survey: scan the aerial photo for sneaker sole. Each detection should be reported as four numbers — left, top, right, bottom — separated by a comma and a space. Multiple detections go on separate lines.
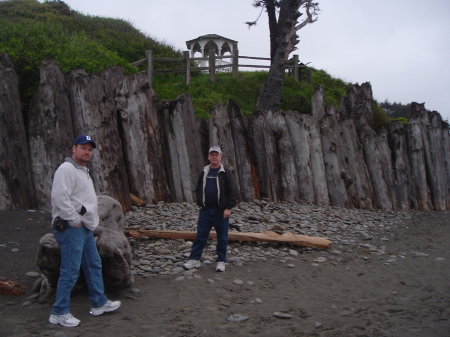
184, 263, 201, 270
90, 302, 121, 316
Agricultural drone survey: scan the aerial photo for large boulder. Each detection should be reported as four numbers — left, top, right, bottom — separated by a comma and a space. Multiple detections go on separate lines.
36, 195, 133, 301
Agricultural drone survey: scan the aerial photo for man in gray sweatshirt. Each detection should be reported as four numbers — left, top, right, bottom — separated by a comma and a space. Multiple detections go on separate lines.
49, 135, 121, 327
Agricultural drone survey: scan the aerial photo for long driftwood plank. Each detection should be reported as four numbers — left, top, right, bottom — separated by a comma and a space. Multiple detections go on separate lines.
125, 229, 332, 249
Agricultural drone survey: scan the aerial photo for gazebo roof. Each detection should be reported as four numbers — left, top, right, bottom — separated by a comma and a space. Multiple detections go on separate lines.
186, 34, 237, 49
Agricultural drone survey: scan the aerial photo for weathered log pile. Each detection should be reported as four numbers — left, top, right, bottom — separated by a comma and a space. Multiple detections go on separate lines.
0, 53, 34, 209
1, 52, 449, 212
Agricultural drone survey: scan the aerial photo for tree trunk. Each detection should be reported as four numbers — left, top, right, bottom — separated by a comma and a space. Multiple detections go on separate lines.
384, 121, 415, 210
28, 60, 74, 211
66, 67, 132, 211
256, 0, 302, 111
116, 73, 169, 203
228, 101, 259, 200
0, 53, 34, 209
158, 94, 204, 202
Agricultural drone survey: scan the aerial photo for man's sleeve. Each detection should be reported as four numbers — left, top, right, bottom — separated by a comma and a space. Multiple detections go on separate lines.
194, 171, 204, 206
225, 170, 238, 209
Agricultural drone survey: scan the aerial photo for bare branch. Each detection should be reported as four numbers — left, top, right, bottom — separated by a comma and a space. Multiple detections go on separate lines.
246, 3, 265, 28
295, 1, 319, 31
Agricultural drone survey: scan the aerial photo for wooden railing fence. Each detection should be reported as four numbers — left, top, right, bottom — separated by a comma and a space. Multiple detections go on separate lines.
132, 50, 309, 87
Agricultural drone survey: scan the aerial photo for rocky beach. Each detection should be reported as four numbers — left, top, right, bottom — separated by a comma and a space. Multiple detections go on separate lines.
0, 201, 449, 337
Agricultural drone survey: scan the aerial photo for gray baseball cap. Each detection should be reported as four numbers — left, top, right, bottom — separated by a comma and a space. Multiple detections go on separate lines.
208, 145, 222, 154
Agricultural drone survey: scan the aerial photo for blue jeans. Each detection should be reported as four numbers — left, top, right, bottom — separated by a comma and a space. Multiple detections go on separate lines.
51, 226, 107, 315
189, 207, 229, 262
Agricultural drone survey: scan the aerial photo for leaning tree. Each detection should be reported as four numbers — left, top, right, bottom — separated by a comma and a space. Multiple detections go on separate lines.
248, 0, 319, 111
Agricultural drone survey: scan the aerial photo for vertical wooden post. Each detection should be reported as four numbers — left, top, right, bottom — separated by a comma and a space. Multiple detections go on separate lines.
232, 48, 239, 78
146, 50, 153, 88
293, 54, 299, 81
183, 51, 191, 86
208, 49, 216, 82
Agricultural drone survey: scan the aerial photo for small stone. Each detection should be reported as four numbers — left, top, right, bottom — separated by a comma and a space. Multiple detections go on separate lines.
273, 311, 292, 319
315, 257, 327, 263
183, 270, 195, 277
288, 249, 299, 256
329, 250, 341, 255
227, 314, 249, 322
181, 241, 193, 249
341, 309, 355, 316
53, 332, 68, 337
156, 248, 171, 255
410, 251, 429, 257
11, 248, 19, 253
175, 276, 185, 281
253, 298, 262, 304
130, 287, 141, 294
287, 264, 295, 268
233, 279, 244, 285
25, 271, 40, 278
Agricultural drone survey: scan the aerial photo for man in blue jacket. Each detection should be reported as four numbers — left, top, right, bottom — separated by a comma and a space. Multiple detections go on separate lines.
184, 145, 238, 272
49, 135, 121, 327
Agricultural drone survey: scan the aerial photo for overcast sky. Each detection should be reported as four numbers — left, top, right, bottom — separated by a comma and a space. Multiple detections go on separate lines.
57, 0, 449, 121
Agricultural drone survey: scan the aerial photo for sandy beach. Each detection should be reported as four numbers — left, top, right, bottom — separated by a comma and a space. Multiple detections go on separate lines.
0, 207, 449, 337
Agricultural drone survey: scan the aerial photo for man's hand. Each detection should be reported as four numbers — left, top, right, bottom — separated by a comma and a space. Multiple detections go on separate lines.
223, 209, 231, 219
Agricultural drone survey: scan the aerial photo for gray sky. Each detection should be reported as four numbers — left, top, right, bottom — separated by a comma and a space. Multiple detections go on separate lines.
58, 0, 449, 121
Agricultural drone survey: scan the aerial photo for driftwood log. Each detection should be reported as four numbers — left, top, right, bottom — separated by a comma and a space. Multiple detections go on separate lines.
0, 278, 26, 296
125, 229, 332, 249
36, 195, 133, 302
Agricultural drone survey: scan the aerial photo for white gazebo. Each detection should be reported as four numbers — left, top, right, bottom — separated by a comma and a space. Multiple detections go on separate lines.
186, 34, 238, 71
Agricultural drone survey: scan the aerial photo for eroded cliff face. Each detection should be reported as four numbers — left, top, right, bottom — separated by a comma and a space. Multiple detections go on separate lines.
1, 53, 449, 212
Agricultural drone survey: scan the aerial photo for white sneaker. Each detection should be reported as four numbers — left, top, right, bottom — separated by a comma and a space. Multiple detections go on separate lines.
216, 262, 226, 272
90, 300, 121, 316
49, 313, 80, 327
183, 259, 201, 270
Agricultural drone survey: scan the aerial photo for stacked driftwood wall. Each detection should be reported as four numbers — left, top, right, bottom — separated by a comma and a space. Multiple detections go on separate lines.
1, 52, 449, 212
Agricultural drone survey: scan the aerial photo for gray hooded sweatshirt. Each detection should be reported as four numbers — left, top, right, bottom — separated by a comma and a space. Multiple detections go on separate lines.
51, 157, 99, 231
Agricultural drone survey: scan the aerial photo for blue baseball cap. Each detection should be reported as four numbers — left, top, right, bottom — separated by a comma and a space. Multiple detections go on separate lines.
73, 135, 96, 148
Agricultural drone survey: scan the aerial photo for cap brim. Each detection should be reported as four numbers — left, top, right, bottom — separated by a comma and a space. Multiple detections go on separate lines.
78, 141, 96, 148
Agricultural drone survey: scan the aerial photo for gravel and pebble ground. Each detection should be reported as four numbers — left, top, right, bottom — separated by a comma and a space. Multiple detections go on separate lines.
125, 200, 415, 278
1, 202, 449, 337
